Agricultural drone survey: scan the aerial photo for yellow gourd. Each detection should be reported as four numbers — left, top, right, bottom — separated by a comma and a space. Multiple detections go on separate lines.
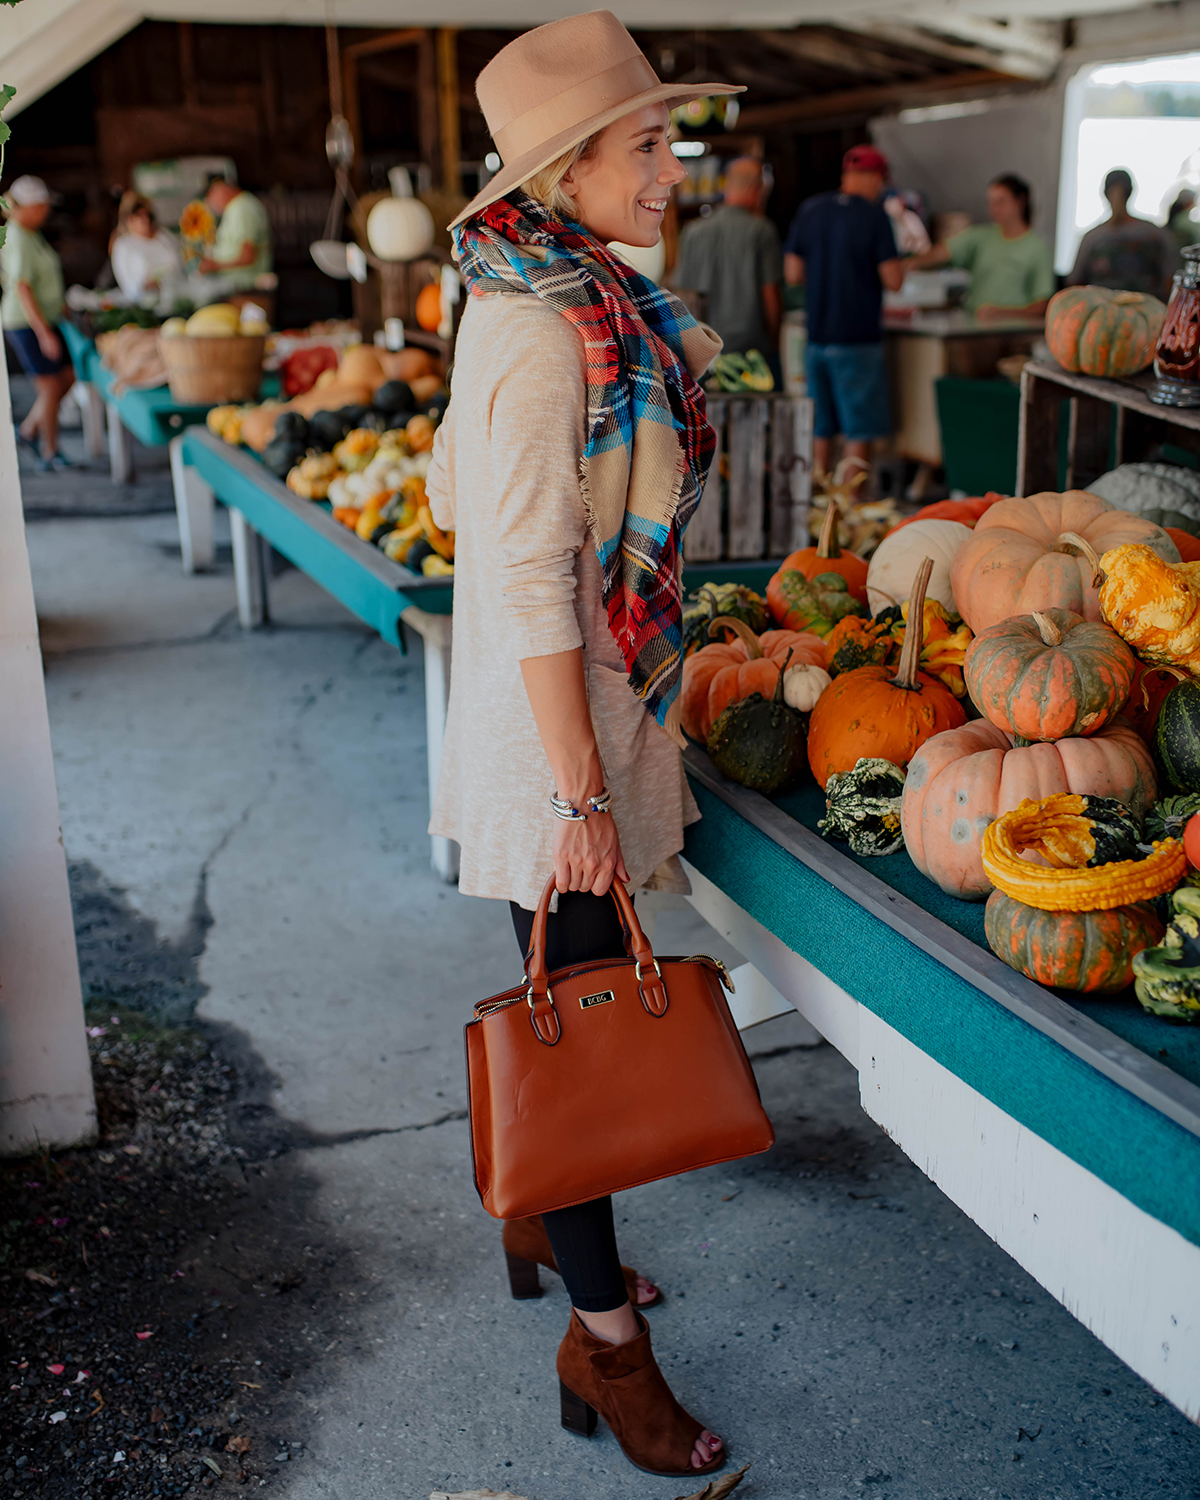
981, 793, 1186, 912
1099, 541, 1200, 677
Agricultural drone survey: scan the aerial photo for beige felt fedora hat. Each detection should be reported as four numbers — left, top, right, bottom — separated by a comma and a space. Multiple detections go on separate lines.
449, 10, 742, 230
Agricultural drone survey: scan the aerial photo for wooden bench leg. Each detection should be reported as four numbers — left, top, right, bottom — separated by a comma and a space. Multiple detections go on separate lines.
403, 606, 459, 883
169, 435, 215, 574
77, 383, 106, 459
229, 507, 268, 628
106, 401, 133, 484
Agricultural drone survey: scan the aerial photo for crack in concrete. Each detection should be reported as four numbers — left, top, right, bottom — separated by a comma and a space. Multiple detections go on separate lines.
747, 1041, 826, 1062
44, 610, 240, 660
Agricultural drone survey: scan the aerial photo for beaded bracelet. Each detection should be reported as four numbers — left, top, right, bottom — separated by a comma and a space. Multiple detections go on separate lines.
549, 786, 612, 822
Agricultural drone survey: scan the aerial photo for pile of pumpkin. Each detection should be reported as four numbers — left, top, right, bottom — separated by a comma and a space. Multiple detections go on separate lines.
682, 479, 1200, 1018
206, 341, 454, 577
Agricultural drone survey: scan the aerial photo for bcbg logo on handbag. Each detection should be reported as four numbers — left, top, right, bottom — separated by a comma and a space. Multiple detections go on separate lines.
579, 989, 616, 1010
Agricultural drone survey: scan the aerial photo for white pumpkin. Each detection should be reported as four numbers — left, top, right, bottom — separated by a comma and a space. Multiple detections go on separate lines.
366, 169, 435, 262
866, 520, 972, 618
783, 660, 831, 713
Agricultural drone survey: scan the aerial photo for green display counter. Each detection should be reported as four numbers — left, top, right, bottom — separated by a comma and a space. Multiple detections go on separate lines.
680, 748, 1200, 1422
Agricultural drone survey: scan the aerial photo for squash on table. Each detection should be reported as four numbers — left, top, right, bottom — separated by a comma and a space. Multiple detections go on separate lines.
1088, 462, 1200, 535
337, 344, 389, 392
682, 582, 770, 657
866, 519, 971, 617
1167, 527, 1200, 562
818, 757, 906, 857
415, 280, 443, 332
889, 597, 973, 698
680, 616, 825, 743
1132, 886, 1200, 1021
981, 793, 1185, 912
782, 659, 831, 713
1124, 660, 1186, 745
807, 559, 967, 788
885, 494, 1003, 535
365, 172, 435, 261
706, 649, 809, 794
767, 501, 868, 617
1153, 678, 1200, 793
950, 490, 1180, 635
824, 614, 893, 676
963, 607, 1134, 743
985, 891, 1163, 993
901, 718, 1157, 901
1044, 286, 1166, 378
1146, 793, 1200, 843
1098, 541, 1200, 676
766, 570, 864, 638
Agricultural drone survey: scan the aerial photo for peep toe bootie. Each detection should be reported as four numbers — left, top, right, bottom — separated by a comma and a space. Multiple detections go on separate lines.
502, 1214, 661, 1308
556, 1309, 726, 1478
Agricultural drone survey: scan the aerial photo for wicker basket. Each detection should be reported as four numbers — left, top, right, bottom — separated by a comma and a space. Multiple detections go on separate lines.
159, 333, 266, 404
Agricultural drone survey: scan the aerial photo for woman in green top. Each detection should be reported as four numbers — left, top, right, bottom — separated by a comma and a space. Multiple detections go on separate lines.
1, 175, 75, 470
912, 173, 1055, 322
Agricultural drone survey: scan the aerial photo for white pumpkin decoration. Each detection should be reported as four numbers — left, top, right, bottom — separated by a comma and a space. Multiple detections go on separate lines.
783, 660, 831, 713
866, 519, 972, 618
366, 168, 435, 262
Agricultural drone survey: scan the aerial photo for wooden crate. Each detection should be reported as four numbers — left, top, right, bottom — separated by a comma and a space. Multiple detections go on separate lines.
685, 393, 815, 562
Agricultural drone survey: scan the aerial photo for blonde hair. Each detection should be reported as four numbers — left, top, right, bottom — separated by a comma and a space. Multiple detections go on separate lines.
521, 132, 600, 219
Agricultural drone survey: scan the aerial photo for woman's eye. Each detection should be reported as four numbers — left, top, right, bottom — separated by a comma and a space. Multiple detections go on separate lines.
637, 138, 656, 152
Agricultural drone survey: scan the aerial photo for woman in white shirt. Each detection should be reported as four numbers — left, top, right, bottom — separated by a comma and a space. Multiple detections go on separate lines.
110, 191, 181, 301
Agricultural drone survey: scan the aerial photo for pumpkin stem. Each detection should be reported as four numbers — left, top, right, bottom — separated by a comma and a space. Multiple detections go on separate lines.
774, 647, 795, 704
816, 498, 842, 560
890, 558, 934, 692
1032, 610, 1063, 647
708, 615, 763, 657
1056, 531, 1107, 587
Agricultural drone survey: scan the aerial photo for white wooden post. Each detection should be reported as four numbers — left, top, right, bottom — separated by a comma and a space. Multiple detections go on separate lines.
169, 435, 216, 573
106, 400, 132, 483
229, 508, 267, 627
401, 605, 458, 883
0, 362, 96, 1154
70, 382, 106, 460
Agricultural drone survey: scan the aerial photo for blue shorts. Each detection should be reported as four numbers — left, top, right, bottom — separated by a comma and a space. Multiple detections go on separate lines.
805, 341, 890, 442
5, 324, 69, 377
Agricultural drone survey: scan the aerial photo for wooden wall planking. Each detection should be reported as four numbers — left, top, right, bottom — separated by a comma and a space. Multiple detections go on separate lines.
686, 397, 725, 562
726, 399, 770, 559
769, 396, 813, 556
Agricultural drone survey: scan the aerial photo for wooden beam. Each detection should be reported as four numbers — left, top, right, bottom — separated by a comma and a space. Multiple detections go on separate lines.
418, 29, 439, 186
437, 28, 461, 196
848, 20, 1056, 82
343, 27, 424, 64
178, 20, 198, 112
756, 28, 917, 83
737, 70, 1016, 131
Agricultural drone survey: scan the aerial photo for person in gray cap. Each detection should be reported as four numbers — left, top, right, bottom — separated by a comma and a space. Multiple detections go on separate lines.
2, 175, 75, 470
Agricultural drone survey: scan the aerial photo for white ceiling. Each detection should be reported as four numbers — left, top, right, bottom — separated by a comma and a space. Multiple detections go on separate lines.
0, 0, 1158, 121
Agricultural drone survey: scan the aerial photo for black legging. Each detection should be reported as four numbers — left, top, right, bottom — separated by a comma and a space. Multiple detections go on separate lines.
510, 889, 630, 1313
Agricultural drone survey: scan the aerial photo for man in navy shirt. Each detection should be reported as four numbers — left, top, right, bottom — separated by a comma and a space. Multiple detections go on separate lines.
784, 145, 903, 479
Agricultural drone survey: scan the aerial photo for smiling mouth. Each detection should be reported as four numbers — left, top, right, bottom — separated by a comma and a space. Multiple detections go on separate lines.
638, 199, 668, 212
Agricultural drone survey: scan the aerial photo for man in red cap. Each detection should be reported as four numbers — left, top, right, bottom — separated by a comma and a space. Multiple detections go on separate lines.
784, 144, 903, 479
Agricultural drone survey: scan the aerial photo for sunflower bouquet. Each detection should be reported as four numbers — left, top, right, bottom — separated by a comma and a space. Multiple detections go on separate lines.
179, 200, 216, 268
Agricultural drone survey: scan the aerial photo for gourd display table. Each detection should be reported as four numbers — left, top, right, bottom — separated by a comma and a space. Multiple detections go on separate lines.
681, 748, 1200, 1421
1018, 358, 1200, 496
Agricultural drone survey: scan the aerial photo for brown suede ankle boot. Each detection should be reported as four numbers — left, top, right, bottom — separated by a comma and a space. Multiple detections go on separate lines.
556, 1308, 726, 1478
501, 1214, 660, 1306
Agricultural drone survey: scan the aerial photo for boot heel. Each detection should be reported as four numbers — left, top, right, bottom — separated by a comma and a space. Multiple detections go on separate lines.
559, 1380, 597, 1437
505, 1250, 542, 1300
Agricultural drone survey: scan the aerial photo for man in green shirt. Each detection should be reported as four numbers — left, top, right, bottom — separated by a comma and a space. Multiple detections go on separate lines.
197, 177, 272, 293
1, 175, 75, 469
911, 173, 1055, 320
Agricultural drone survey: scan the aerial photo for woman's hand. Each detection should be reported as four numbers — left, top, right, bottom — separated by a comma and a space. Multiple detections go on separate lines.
37, 326, 62, 362
553, 807, 630, 896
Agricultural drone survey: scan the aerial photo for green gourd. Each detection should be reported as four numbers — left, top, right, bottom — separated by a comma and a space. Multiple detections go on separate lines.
1080, 797, 1146, 866
772, 570, 866, 638
817, 757, 906, 856
1132, 887, 1200, 1021
1145, 793, 1200, 842
1153, 679, 1200, 793
706, 650, 808, 794
682, 583, 770, 658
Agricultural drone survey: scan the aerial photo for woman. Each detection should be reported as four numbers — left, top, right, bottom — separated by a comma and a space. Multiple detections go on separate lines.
426, 11, 740, 1479
1, 175, 74, 471
911, 173, 1055, 321
110, 191, 182, 302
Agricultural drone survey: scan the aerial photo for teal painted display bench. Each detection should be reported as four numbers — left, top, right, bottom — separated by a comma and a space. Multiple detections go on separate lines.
680, 749, 1200, 1420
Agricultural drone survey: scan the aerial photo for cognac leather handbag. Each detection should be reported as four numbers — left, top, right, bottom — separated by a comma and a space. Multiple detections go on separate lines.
465, 876, 775, 1220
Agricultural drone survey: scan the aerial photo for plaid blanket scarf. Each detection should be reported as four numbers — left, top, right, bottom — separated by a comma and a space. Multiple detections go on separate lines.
453, 192, 719, 740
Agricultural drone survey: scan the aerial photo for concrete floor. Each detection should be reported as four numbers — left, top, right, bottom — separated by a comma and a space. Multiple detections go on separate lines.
19, 393, 1200, 1499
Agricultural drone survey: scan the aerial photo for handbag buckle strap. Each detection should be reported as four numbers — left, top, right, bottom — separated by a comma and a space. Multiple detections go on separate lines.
634, 957, 668, 1018
526, 984, 561, 1046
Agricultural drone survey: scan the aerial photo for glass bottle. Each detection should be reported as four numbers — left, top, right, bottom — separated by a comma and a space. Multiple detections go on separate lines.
1151, 244, 1200, 407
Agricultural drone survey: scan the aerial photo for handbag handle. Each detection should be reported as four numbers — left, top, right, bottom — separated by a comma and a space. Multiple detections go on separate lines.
525, 875, 669, 1037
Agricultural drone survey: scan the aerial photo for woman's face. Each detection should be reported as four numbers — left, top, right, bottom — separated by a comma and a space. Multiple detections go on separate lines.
561, 104, 685, 247
130, 209, 155, 238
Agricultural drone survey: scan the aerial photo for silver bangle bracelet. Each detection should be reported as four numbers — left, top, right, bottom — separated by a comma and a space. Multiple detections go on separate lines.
549, 785, 612, 821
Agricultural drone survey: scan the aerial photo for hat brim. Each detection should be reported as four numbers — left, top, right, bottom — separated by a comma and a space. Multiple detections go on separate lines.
448, 81, 745, 231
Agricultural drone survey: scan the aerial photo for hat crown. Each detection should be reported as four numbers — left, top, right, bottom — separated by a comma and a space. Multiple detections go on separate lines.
476, 10, 658, 160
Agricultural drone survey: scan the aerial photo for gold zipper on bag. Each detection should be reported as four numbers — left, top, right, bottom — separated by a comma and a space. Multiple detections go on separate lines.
684, 954, 736, 992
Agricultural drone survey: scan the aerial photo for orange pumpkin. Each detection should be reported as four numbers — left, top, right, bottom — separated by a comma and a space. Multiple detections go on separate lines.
963, 608, 1135, 743
949, 490, 1180, 635
985, 892, 1163, 993
886, 493, 1003, 535
1167, 527, 1200, 563
806, 559, 967, 788
900, 718, 1157, 900
767, 502, 868, 623
1044, 285, 1166, 379
680, 616, 826, 743
415, 281, 443, 332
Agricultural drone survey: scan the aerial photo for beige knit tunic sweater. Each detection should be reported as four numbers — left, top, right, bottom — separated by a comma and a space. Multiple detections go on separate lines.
425, 290, 702, 912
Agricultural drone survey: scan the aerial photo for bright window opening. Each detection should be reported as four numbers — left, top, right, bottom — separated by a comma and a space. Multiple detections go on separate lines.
1056, 51, 1200, 274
